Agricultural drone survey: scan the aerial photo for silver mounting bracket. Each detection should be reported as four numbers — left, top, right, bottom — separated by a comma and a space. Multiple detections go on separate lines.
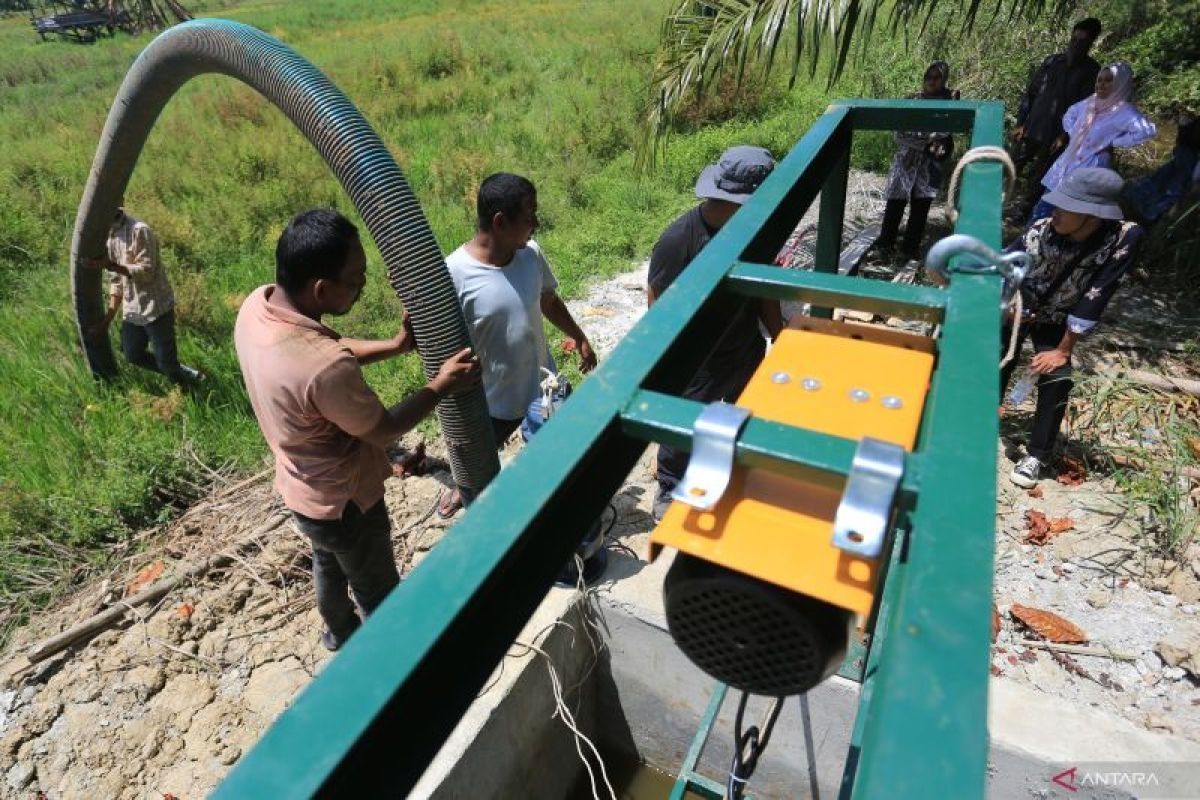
832, 437, 906, 558
671, 402, 752, 511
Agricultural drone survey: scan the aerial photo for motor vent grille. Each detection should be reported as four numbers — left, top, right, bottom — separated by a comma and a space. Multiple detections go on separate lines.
664, 554, 850, 696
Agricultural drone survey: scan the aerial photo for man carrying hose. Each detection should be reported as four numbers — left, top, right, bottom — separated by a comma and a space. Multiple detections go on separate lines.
436, 173, 598, 518
234, 209, 480, 651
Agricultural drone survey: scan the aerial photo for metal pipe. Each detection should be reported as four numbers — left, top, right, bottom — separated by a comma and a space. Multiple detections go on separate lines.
69, 19, 498, 490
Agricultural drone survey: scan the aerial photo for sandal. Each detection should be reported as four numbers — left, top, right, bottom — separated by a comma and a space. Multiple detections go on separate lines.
436, 487, 464, 519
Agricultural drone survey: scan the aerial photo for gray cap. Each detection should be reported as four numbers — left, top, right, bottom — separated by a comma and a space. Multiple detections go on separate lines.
1043, 167, 1125, 220
695, 145, 775, 204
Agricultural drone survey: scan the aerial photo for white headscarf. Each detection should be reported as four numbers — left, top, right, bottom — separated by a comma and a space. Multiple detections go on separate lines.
1062, 61, 1135, 167
1093, 61, 1134, 114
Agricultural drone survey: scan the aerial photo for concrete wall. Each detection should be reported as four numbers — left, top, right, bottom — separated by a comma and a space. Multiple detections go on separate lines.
418, 589, 1200, 799
596, 606, 858, 799
421, 599, 596, 800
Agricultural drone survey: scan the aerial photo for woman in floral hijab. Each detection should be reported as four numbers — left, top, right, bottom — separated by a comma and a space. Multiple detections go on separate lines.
875, 60, 957, 260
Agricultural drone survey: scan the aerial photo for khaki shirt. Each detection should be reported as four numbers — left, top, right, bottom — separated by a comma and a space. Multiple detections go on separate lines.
107, 213, 174, 325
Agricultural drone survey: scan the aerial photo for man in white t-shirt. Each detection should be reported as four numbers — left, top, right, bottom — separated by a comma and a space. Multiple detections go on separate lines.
439, 172, 597, 517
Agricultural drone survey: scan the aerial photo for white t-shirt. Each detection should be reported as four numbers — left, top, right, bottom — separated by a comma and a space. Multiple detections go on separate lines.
447, 240, 558, 420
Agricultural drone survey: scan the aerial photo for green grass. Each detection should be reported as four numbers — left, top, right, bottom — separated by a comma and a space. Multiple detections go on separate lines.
0, 0, 884, 631
2, 0, 1172, 632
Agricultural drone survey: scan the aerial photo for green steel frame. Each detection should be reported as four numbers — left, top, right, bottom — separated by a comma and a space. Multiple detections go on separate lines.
217, 99, 1002, 798
669, 682, 735, 800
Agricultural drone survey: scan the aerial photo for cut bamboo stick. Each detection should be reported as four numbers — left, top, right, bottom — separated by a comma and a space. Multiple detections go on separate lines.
1015, 639, 1138, 661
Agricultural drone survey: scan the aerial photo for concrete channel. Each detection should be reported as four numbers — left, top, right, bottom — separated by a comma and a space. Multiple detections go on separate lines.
412, 548, 1200, 799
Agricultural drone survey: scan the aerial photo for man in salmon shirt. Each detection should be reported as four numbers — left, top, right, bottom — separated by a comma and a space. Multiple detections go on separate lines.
235, 209, 480, 651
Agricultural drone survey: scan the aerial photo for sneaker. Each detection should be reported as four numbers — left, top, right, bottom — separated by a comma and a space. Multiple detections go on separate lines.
320, 628, 343, 652
1009, 455, 1046, 488
651, 489, 673, 523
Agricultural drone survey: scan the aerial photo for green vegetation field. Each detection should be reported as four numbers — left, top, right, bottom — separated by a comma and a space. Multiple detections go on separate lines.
0, 0, 837, 630
0, 0, 1192, 633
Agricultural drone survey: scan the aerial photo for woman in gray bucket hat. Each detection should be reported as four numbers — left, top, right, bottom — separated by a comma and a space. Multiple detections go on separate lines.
1001, 167, 1145, 488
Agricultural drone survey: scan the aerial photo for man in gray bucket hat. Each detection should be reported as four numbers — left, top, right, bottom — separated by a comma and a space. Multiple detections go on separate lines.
647, 145, 784, 520
1001, 167, 1144, 488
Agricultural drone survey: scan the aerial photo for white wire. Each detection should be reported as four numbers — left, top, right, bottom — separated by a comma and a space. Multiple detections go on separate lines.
501, 577, 615, 800
533, 639, 616, 800
539, 367, 562, 422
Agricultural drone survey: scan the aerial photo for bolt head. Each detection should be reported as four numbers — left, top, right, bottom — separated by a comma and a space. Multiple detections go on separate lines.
850, 388, 870, 403
801, 377, 821, 392
882, 395, 903, 409
771, 372, 790, 384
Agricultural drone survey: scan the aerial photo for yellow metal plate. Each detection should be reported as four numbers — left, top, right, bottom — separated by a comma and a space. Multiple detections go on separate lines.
650, 317, 935, 615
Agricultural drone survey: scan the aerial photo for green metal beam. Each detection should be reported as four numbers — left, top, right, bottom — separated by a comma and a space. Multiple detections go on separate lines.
741, 107, 852, 264
837, 99, 983, 134
837, 526, 910, 797
619, 389, 922, 498
845, 101, 1002, 799
218, 98, 860, 800
670, 682, 730, 800
219, 99, 1001, 800
726, 262, 947, 322
812, 115, 852, 318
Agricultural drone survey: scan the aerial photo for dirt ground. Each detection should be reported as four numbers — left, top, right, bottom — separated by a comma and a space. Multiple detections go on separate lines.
2, 175, 1198, 797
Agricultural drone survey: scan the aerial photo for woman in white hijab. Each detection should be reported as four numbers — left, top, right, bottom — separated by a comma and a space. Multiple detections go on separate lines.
1029, 61, 1156, 222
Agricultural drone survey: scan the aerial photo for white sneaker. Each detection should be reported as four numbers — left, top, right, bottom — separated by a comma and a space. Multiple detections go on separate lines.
1009, 455, 1045, 488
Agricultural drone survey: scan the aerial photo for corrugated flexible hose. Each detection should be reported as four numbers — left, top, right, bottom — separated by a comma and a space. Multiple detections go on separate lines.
69, 18, 498, 491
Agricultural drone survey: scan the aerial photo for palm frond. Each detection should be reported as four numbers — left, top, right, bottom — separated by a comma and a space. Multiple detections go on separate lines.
637, 0, 1076, 168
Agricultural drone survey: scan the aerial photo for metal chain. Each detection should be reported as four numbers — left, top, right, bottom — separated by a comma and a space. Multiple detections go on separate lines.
727, 692, 785, 800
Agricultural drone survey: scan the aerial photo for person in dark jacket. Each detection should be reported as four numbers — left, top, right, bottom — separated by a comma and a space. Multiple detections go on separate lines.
1010, 18, 1103, 221
647, 146, 784, 521
1122, 112, 1200, 225
1001, 168, 1142, 488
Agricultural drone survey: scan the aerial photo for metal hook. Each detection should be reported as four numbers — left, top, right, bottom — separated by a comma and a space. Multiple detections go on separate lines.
924, 233, 1030, 308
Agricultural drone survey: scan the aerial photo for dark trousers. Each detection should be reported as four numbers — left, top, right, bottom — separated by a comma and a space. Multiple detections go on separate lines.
656, 352, 763, 496
490, 415, 524, 447
1000, 322, 1074, 462
878, 197, 934, 257
1012, 138, 1058, 218
291, 500, 400, 645
120, 309, 186, 383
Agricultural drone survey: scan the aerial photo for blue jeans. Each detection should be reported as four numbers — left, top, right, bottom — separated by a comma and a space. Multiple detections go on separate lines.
291, 500, 400, 645
120, 309, 187, 383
